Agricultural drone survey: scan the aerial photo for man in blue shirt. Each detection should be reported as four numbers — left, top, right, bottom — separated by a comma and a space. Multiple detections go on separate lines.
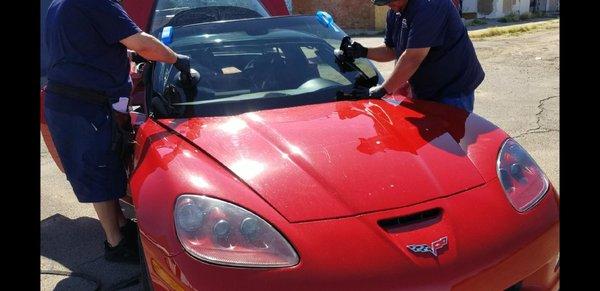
341, 0, 484, 112
44, 0, 191, 263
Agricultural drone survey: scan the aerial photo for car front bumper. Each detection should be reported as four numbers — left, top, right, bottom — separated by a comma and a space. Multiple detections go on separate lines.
141, 179, 559, 291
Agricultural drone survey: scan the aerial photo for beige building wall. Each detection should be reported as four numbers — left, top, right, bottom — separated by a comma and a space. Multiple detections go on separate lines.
503, 0, 513, 14
477, 0, 532, 18
517, 0, 531, 14
293, 0, 375, 29
478, 0, 494, 15
533, 0, 547, 12
291, 0, 550, 29
547, 0, 559, 12
375, 6, 388, 30
462, 0, 478, 13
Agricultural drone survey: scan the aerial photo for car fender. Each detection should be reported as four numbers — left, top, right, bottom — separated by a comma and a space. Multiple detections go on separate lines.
130, 119, 291, 256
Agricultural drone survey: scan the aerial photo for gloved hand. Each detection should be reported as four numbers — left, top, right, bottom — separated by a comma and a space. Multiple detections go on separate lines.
173, 54, 192, 83
335, 37, 368, 72
173, 54, 191, 73
368, 85, 388, 98
342, 40, 368, 59
351, 85, 388, 99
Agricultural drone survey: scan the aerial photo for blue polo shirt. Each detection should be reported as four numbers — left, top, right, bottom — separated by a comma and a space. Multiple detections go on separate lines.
384, 0, 484, 101
44, 0, 141, 112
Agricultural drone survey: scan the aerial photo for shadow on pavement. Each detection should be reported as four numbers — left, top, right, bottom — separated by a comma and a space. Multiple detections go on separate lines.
40, 214, 142, 291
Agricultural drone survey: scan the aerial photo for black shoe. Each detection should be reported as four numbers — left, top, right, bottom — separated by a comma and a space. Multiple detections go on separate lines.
120, 219, 139, 246
104, 237, 140, 264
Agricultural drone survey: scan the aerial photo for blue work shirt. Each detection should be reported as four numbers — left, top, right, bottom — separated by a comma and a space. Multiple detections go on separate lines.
384, 0, 484, 101
44, 0, 141, 113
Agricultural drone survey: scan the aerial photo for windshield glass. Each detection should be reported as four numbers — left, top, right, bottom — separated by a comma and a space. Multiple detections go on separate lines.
152, 15, 380, 118
151, 0, 269, 32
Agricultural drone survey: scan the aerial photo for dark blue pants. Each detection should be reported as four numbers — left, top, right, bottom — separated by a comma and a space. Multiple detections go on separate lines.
44, 92, 127, 203
438, 91, 475, 113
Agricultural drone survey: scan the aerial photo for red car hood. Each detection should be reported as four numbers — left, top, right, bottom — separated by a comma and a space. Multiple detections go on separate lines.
162, 97, 485, 222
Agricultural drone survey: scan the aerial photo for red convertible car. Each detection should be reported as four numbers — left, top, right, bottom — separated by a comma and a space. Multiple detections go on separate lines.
41, 1, 559, 290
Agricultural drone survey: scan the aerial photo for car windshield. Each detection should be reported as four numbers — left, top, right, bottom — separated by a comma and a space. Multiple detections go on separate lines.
151, 0, 269, 32
151, 15, 380, 118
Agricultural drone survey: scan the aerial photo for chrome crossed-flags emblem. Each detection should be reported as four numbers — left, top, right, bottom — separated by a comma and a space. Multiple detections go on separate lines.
407, 237, 448, 257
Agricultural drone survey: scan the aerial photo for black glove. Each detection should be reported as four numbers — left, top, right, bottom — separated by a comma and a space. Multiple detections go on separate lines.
368, 85, 388, 98
351, 85, 388, 99
173, 54, 192, 83
342, 40, 368, 59
173, 54, 190, 72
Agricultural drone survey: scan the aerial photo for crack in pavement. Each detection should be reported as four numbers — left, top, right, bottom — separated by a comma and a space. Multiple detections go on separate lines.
514, 95, 559, 139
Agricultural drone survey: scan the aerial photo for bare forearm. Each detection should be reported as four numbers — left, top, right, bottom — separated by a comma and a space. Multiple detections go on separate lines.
366, 44, 396, 62
136, 40, 177, 63
382, 48, 429, 92
121, 32, 177, 64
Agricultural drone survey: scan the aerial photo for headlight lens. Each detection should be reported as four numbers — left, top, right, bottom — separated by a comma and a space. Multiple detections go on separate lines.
174, 195, 299, 267
497, 138, 549, 212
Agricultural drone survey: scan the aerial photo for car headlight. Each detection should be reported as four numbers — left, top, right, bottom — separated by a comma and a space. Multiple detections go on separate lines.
497, 138, 549, 212
174, 195, 299, 267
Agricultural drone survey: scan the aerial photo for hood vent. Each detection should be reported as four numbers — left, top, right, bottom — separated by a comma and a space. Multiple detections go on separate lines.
378, 208, 443, 233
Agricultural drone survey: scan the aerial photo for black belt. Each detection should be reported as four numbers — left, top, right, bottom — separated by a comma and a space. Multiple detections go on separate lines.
45, 81, 110, 105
